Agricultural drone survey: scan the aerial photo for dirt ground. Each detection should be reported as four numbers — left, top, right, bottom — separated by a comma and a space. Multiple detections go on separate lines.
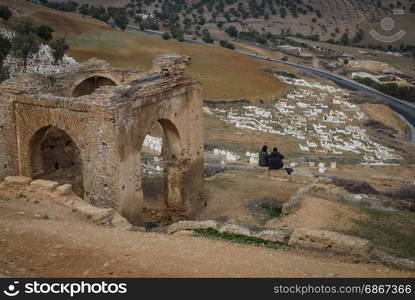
200, 170, 301, 226
266, 196, 361, 231
0, 189, 413, 278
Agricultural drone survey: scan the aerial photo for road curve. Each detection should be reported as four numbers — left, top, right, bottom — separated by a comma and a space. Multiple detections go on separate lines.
121, 24, 415, 142
242, 52, 415, 142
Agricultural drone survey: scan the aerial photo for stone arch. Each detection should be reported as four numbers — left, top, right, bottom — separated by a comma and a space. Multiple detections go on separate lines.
139, 118, 183, 224
72, 75, 117, 97
158, 118, 182, 158
29, 126, 84, 197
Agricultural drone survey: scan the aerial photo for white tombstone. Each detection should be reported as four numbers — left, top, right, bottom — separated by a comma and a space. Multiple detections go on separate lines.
318, 162, 325, 168
309, 162, 315, 167
330, 162, 337, 169
319, 167, 327, 174
154, 156, 160, 163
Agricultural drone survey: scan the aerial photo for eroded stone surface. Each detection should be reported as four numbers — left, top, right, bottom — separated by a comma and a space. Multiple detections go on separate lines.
168, 220, 219, 234
0, 54, 204, 225
289, 228, 372, 256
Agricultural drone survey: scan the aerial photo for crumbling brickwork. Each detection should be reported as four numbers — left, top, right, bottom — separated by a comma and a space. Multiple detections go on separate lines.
0, 55, 204, 225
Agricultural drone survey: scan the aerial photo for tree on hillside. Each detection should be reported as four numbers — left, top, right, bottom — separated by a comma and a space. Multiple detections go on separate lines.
113, 14, 129, 30
280, 7, 287, 18
0, 34, 11, 62
340, 32, 349, 46
14, 21, 34, 35
162, 32, 171, 40
225, 25, 238, 38
11, 33, 40, 70
35, 25, 54, 43
219, 40, 235, 49
0, 5, 12, 23
0, 35, 11, 82
50, 37, 70, 63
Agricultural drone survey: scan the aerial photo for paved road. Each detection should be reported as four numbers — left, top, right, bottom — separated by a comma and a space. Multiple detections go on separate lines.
121, 24, 415, 142
242, 52, 415, 142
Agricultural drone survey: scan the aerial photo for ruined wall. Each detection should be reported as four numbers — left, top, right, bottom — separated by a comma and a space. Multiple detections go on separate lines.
0, 74, 48, 180
0, 54, 204, 225
11, 93, 120, 209
52, 59, 147, 97
113, 78, 204, 224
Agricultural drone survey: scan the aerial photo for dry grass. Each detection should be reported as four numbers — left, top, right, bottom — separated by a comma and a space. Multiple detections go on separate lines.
362, 104, 409, 137
7, 0, 112, 35
68, 31, 288, 100
9, 0, 288, 100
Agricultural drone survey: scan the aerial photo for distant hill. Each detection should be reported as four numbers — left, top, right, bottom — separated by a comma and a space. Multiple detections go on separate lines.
4, 0, 289, 101
34, 0, 415, 48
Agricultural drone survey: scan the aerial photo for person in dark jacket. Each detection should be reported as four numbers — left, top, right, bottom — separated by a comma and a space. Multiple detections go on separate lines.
269, 147, 293, 175
258, 145, 269, 167
269, 148, 284, 170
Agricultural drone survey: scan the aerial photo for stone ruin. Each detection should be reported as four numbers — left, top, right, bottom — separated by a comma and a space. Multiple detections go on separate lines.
0, 54, 204, 225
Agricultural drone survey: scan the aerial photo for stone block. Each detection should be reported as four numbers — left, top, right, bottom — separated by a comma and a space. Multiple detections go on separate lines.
219, 223, 251, 236
56, 184, 73, 196
3, 176, 32, 187
30, 179, 59, 192
288, 228, 372, 256
168, 220, 219, 234
111, 213, 132, 230
255, 229, 290, 243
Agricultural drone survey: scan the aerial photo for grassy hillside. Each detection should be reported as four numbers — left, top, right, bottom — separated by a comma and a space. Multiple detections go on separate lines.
6, 0, 288, 101
68, 30, 288, 100
6, 0, 111, 35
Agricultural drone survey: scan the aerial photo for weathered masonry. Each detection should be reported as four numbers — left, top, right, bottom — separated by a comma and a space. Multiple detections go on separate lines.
0, 55, 204, 224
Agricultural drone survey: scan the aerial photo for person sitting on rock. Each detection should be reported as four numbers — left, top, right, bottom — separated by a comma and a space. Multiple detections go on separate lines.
269, 147, 293, 175
258, 145, 269, 168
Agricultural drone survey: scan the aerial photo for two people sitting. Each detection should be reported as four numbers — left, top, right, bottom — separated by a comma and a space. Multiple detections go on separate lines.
259, 145, 293, 175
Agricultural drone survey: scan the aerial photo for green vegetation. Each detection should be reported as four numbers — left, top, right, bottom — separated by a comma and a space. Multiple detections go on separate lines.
11, 32, 40, 70
50, 37, 70, 63
344, 208, 415, 259
27, 0, 414, 54
0, 5, 12, 23
0, 19, 69, 79
260, 202, 283, 217
0, 34, 11, 81
161, 32, 171, 40
193, 228, 282, 248
35, 24, 54, 42
219, 40, 235, 50
354, 77, 415, 104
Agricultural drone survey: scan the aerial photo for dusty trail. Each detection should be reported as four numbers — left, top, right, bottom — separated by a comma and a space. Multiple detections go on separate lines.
0, 198, 412, 278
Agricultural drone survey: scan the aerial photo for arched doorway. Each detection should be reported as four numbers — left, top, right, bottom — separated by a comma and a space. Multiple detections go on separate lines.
72, 76, 117, 97
30, 126, 84, 197
140, 119, 182, 225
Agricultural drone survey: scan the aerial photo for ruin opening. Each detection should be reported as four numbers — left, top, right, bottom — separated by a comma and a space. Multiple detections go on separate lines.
30, 126, 84, 197
72, 76, 116, 97
140, 119, 181, 224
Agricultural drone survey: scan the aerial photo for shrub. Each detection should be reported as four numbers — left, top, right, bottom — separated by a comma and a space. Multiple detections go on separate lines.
383, 185, 415, 202
161, 32, 171, 40
331, 177, 378, 195
219, 40, 235, 50
261, 202, 283, 217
